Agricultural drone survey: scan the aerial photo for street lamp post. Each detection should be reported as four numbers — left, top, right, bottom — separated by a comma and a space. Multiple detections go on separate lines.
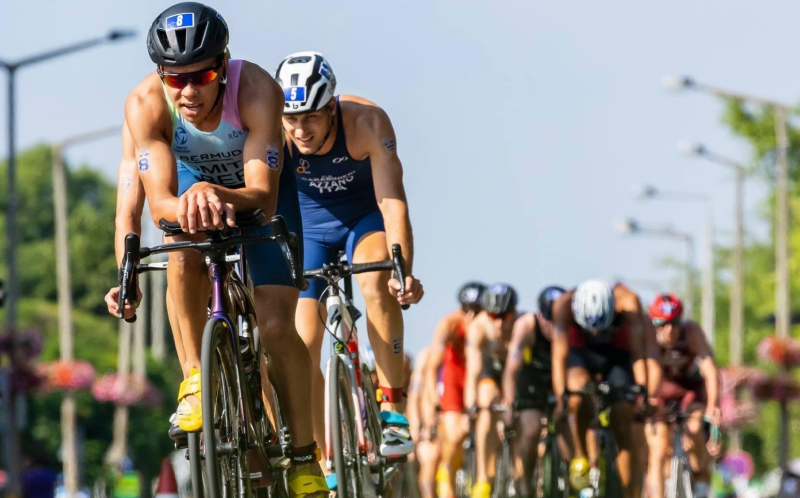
678, 142, 746, 365
0, 30, 134, 495
52, 127, 119, 494
633, 185, 715, 346
665, 76, 791, 339
616, 218, 697, 316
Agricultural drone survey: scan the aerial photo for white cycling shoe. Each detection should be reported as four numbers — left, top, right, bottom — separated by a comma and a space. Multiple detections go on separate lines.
379, 411, 414, 458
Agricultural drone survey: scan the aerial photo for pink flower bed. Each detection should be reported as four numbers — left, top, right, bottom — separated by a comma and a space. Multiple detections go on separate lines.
38, 360, 95, 391
92, 373, 162, 407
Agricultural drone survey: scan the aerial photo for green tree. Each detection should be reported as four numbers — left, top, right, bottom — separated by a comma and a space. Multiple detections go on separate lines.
0, 145, 181, 487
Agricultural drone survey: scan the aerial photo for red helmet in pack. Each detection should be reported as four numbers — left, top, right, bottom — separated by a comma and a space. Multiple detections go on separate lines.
648, 293, 684, 324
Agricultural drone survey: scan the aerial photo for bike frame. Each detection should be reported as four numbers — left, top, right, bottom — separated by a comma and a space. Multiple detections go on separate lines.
323, 281, 369, 462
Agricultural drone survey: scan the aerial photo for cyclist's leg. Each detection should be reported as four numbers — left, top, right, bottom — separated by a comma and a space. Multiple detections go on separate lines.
439, 411, 468, 497
645, 418, 670, 498
294, 237, 334, 474
565, 349, 592, 460
416, 433, 441, 498
168, 171, 212, 432
683, 390, 710, 498
348, 214, 404, 411
475, 379, 501, 488
247, 184, 326, 497
514, 409, 542, 498
606, 354, 642, 498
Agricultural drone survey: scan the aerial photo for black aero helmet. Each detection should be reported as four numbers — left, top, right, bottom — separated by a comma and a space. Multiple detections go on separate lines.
147, 2, 228, 66
458, 281, 487, 310
481, 283, 518, 315
537, 285, 566, 321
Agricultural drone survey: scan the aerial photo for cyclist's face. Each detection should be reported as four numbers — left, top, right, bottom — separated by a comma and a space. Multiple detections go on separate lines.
283, 100, 335, 154
655, 319, 680, 345
160, 56, 226, 124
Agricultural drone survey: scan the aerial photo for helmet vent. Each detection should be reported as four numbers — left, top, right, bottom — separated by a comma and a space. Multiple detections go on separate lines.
290, 73, 299, 86
289, 56, 312, 64
175, 29, 187, 54
193, 22, 208, 51
156, 29, 170, 52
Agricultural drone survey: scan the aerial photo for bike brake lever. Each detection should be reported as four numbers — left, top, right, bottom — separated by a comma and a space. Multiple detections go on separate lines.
391, 244, 410, 311
269, 216, 309, 291
118, 233, 141, 322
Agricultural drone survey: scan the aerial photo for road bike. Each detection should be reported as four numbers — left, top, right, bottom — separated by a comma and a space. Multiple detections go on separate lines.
118, 210, 304, 498
303, 245, 409, 498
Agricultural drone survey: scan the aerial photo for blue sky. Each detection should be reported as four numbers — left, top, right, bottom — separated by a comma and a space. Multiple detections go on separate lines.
0, 1, 796, 355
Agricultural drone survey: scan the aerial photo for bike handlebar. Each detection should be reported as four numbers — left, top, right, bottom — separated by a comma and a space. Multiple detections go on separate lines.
116, 214, 307, 322
303, 243, 410, 310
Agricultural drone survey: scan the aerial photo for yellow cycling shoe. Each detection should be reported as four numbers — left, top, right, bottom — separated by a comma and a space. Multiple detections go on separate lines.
471, 481, 491, 498
176, 368, 202, 432
287, 462, 329, 498
436, 465, 452, 498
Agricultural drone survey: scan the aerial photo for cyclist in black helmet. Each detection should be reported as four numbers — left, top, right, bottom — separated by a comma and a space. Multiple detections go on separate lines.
421, 281, 486, 498
501, 285, 566, 498
464, 283, 520, 498
120, 3, 326, 495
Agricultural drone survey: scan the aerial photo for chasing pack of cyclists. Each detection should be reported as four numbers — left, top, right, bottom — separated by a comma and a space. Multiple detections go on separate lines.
106, 3, 723, 497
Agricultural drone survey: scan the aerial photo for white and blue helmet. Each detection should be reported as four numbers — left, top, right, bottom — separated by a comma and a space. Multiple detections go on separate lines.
572, 280, 615, 331
275, 51, 336, 115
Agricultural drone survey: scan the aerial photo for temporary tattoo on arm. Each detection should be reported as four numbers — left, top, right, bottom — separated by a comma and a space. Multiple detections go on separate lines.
266, 145, 280, 170
382, 138, 396, 152
138, 148, 150, 173
393, 336, 402, 355
119, 173, 133, 197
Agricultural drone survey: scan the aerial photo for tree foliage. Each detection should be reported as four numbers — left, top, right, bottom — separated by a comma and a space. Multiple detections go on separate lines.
0, 145, 181, 487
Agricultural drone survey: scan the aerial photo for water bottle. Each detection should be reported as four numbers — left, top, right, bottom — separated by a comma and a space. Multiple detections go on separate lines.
579, 488, 596, 498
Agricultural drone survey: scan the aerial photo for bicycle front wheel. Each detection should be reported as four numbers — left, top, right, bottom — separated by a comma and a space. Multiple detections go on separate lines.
202, 318, 250, 498
327, 355, 362, 498
456, 437, 477, 498
598, 430, 622, 498
493, 439, 514, 498
666, 455, 692, 498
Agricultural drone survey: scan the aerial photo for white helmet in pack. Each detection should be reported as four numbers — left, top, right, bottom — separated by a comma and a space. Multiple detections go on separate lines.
275, 51, 336, 115
572, 280, 616, 332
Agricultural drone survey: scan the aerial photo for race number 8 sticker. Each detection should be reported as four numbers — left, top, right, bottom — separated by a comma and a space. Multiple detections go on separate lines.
266, 145, 280, 170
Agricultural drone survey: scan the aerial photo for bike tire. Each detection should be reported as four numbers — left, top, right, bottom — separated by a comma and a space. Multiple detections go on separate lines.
202, 318, 250, 498
456, 437, 477, 498
187, 432, 204, 498
598, 430, 622, 498
666, 455, 692, 498
550, 432, 569, 498
535, 434, 553, 498
493, 439, 513, 498
361, 363, 385, 494
328, 355, 362, 498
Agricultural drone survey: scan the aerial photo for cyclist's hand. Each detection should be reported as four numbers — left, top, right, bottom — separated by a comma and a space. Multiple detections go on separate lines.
105, 286, 141, 319
389, 275, 424, 306
705, 406, 721, 427
178, 182, 235, 233
552, 399, 566, 421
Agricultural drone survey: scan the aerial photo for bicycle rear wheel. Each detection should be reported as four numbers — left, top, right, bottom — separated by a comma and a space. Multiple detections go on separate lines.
327, 355, 362, 498
202, 318, 250, 498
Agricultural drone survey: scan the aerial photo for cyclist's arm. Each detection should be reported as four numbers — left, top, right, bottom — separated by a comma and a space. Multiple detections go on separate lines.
361, 105, 414, 273
423, 314, 456, 409
210, 63, 284, 214
115, 120, 145, 266
687, 321, 719, 414
501, 313, 533, 407
124, 85, 180, 225
551, 293, 572, 406
643, 314, 662, 398
464, 316, 488, 410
